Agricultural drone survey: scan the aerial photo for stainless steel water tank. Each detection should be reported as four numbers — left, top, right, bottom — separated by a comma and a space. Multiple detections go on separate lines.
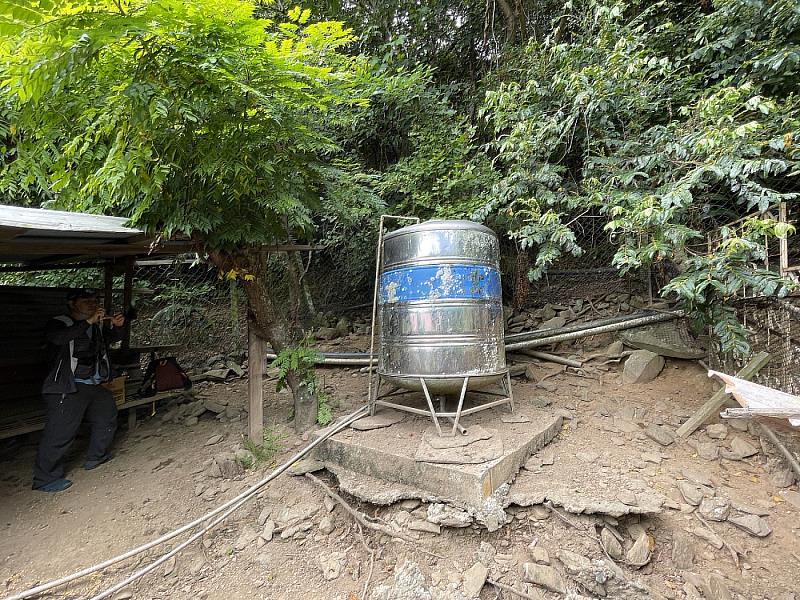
377, 220, 506, 394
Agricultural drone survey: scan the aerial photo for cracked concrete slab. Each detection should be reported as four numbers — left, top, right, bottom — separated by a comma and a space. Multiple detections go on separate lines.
314, 409, 562, 507
507, 469, 666, 517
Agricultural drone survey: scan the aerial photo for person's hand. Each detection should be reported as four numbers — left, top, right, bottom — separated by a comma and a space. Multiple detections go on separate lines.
86, 308, 106, 324
111, 312, 125, 327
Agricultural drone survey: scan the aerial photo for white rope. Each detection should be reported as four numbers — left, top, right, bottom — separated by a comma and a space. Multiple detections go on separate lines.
5, 405, 369, 600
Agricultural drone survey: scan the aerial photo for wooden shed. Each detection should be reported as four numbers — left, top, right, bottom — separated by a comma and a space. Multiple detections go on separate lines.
0, 205, 192, 439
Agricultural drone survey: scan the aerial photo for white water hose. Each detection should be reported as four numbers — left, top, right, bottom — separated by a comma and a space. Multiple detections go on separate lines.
5, 405, 369, 600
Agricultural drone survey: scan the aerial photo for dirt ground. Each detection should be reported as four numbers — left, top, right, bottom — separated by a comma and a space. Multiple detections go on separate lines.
2, 333, 800, 600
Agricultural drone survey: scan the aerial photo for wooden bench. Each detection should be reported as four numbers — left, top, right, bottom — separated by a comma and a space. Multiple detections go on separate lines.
0, 391, 182, 440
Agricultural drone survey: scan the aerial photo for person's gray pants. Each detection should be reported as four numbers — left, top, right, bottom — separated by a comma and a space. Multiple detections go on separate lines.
33, 383, 118, 488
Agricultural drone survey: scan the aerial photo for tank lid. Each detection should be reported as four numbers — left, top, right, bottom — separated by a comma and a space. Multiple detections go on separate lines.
383, 219, 496, 240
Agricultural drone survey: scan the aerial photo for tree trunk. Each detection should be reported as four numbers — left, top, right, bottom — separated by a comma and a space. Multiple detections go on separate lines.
294, 381, 318, 433
209, 248, 317, 433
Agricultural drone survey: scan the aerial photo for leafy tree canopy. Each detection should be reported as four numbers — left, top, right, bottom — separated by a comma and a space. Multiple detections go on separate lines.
0, 0, 370, 248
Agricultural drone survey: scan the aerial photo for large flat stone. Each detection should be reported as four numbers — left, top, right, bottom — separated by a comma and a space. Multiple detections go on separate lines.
315, 408, 562, 508
507, 467, 665, 517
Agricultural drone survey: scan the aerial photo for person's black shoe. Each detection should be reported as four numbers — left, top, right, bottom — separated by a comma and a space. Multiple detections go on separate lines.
34, 478, 73, 492
84, 452, 114, 470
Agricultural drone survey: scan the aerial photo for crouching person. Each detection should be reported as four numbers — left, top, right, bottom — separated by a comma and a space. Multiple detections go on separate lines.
32, 289, 127, 492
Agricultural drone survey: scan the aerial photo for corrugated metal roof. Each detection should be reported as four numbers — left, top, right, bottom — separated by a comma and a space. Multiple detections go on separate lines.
0, 204, 191, 267
0, 205, 140, 238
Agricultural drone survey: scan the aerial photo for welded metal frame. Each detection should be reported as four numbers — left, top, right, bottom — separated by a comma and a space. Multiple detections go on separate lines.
370, 369, 514, 437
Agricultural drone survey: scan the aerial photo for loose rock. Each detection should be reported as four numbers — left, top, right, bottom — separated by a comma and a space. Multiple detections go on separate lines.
261, 520, 276, 542
287, 458, 325, 476
698, 496, 731, 522
645, 424, 675, 446
726, 437, 759, 459
626, 532, 651, 567
319, 552, 345, 581
528, 544, 550, 564
672, 532, 695, 569
705, 424, 728, 440
427, 504, 473, 528
728, 513, 772, 537
600, 527, 623, 560
704, 574, 733, 600
771, 468, 796, 488
682, 468, 713, 487
462, 562, 488, 598
408, 520, 441, 535
521, 562, 565, 594
234, 525, 258, 551
623, 350, 665, 384
318, 515, 335, 535
678, 482, 706, 506
204, 434, 224, 446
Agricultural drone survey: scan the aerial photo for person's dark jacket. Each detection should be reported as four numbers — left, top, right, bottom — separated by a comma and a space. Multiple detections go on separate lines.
41, 315, 126, 395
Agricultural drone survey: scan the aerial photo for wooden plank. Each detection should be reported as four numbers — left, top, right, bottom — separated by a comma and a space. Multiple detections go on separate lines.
0, 239, 193, 256
676, 351, 771, 438
248, 325, 264, 444
721, 407, 800, 419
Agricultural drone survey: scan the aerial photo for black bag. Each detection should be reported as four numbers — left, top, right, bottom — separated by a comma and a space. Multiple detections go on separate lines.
139, 357, 192, 397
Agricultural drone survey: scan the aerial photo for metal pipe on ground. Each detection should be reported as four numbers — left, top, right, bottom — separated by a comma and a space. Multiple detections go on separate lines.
512, 350, 583, 368
504, 311, 681, 352
504, 310, 668, 343
7, 405, 370, 600
262, 310, 683, 367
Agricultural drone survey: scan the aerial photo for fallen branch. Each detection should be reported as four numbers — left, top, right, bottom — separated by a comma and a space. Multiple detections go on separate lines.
694, 512, 741, 568
758, 423, 800, 480
305, 473, 419, 545
487, 578, 548, 600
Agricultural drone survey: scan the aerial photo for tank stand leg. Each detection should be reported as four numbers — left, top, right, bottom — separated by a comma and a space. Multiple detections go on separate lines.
419, 378, 443, 437
369, 377, 382, 416
450, 376, 469, 436
504, 370, 515, 412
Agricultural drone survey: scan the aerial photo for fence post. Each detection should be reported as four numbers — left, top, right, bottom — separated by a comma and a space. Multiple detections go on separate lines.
779, 202, 789, 278
248, 324, 264, 445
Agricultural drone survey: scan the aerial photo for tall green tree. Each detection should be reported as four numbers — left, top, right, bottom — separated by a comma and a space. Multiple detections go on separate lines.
476, 0, 799, 354
0, 0, 370, 430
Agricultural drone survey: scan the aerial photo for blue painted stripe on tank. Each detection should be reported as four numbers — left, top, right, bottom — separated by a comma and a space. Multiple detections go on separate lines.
380, 264, 501, 303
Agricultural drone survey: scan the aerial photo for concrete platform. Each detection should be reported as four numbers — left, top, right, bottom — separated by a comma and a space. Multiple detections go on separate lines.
314, 404, 562, 508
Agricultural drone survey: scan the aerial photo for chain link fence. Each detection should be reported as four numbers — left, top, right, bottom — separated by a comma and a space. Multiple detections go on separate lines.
708, 297, 800, 395
507, 213, 652, 309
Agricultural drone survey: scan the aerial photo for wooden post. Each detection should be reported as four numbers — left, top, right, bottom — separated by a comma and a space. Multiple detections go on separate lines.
103, 262, 114, 312
676, 351, 771, 438
248, 324, 264, 445
122, 257, 134, 350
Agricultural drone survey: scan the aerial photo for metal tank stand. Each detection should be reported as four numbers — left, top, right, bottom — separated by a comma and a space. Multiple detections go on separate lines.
370, 371, 514, 437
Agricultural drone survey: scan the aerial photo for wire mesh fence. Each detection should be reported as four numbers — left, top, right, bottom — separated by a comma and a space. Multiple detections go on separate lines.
708, 297, 800, 395
130, 259, 247, 367
509, 213, 652, 309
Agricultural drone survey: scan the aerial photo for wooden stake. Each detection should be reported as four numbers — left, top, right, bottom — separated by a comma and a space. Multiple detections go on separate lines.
676, 352, 771, 438
248, 324, 264, 444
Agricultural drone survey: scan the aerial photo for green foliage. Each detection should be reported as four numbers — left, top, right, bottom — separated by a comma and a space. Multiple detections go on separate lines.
0, 267, 104, 287
475, 0, 800, 354
269, 336, 337, 425
270, 336, 321, 393
663, 222, 797, 355
0, 0, 364, 247
316, 391, 334, 426
239, 425, 288, 468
